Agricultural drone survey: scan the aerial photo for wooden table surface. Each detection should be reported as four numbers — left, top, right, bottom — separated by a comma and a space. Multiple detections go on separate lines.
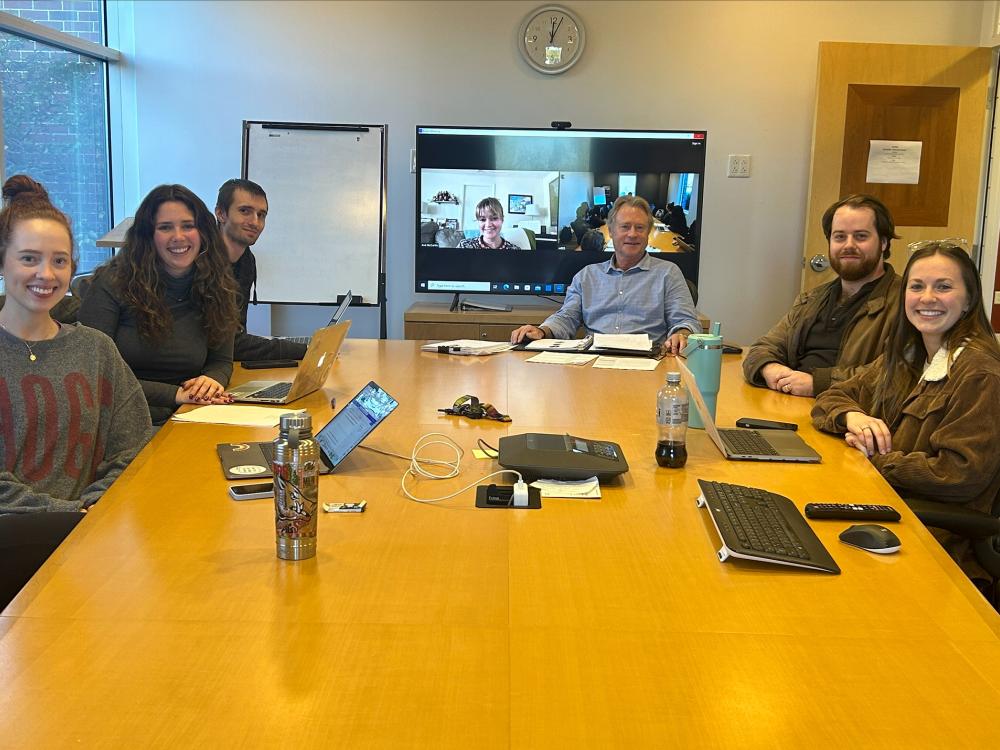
2, 341, 999, 747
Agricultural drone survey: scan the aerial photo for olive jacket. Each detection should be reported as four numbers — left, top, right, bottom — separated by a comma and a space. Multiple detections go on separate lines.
742, 264, 901, 394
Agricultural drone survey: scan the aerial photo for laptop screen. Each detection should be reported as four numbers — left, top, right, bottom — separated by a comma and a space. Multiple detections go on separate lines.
314, 381, 398, 468
329, 290, 353, 325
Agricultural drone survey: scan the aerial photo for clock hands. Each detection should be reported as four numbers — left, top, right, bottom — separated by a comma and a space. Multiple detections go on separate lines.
521, 8, 583, 73
548, 15, 564, 44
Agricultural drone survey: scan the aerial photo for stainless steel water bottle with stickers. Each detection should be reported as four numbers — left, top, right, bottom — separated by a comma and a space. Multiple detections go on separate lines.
273, 413, 320, 560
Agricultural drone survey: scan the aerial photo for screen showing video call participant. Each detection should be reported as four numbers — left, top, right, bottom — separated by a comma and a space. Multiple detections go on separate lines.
457, 197, 522, 250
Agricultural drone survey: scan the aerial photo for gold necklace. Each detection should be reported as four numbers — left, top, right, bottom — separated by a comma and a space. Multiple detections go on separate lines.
0, 321, 53, 362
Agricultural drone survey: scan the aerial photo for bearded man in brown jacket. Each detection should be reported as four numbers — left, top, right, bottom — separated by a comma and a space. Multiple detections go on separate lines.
743, 194, 901, 397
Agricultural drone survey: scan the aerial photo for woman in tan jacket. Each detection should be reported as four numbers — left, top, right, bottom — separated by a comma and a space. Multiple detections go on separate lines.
812, 242, 1000, 583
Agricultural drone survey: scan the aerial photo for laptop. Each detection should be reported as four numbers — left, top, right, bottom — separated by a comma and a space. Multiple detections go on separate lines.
282, 290, 353, 345
228, 321, 350, 404
677, 360, 821, 463
216, 380, 398, 479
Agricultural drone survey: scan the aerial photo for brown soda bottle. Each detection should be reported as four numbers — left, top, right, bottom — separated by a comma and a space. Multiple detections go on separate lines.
655, 371, 688, 468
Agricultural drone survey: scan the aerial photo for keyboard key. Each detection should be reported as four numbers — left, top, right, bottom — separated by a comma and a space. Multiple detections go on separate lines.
249, 382, 292, 400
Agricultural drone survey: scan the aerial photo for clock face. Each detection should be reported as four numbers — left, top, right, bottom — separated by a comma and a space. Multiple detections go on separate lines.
519, 5, 586, 75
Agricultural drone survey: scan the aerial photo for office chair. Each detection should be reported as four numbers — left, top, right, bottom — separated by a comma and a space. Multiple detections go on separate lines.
905, 495, 1000, 605
685, 279, 699, 306
70, 272, 94, 300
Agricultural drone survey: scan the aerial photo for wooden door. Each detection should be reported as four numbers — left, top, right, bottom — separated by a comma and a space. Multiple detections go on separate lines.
801, 42, 992, 291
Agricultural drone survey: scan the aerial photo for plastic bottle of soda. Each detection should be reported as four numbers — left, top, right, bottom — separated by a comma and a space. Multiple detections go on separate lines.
656, 371, 689, 468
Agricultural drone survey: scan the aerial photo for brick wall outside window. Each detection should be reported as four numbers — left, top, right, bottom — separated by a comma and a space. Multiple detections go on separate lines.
1, 1, 110, 272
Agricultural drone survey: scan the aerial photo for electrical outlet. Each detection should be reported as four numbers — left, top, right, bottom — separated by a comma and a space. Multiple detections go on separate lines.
410, 148, 416, 174
994, 291, 1000, 305
727, 154, 751, 178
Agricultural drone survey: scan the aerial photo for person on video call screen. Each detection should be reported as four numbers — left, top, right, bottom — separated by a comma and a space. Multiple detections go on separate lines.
457, 198, 522, 250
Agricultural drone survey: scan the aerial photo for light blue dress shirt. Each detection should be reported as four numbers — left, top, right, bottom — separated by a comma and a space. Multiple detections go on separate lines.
540, 253, 699, 343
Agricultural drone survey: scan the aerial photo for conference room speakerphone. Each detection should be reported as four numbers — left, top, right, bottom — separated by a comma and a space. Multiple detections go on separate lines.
497, 433, 629, 482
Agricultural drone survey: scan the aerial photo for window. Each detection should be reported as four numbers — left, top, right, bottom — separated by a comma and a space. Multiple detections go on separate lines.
0, 2, 116, 276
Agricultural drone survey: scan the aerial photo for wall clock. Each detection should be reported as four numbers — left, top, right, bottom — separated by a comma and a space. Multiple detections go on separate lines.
518, 5, 586, 75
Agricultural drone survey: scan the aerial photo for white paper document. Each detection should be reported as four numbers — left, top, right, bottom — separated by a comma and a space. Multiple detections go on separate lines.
171, 405, 306, 427
420, 339, 514, 356
593, 356, 660, 371
592, 333, 652, 352
530, 476, 602, 499
526, 352, 598, 366
524, 335, 594, 351
866, 140, 922, 184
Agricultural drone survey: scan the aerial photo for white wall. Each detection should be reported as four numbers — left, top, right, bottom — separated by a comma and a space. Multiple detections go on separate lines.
118, 0, 985, 342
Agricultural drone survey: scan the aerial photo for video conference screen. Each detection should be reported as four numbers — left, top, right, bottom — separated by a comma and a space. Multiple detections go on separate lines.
415, 126, 706, 296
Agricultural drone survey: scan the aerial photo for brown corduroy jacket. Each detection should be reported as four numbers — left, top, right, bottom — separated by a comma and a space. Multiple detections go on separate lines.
743, 264, 901, 395
812, 345, 1000, 578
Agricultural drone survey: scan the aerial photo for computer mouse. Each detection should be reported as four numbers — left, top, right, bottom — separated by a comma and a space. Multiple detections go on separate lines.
838, 524, 901, 554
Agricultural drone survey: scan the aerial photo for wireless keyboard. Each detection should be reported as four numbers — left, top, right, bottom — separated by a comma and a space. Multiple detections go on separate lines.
696, 479, 840, 574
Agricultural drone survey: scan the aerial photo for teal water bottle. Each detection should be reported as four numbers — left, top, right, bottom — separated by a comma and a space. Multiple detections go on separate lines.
681, 322, 724, 429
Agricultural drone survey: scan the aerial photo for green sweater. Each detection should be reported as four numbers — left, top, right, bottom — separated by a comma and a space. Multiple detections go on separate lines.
0, 323, 151, 513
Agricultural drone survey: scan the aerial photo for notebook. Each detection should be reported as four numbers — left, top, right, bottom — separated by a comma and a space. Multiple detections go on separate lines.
216, 380, 398, 479
677, 360, 821, 463
588, 333, 667, 359
282, 290, 353, 345
228, 321, 350, 404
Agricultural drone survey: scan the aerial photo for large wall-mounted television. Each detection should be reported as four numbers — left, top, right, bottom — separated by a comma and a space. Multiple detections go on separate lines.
415, 126, 706, 298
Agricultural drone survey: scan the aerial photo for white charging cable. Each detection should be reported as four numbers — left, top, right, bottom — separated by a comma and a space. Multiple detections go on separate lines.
362, 432, 525, 504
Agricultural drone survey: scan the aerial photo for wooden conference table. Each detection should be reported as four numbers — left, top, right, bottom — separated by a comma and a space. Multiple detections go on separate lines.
2, 341, 999, 747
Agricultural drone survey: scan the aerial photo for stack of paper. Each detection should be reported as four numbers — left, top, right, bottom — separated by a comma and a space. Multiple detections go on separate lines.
529, 477, 601, 499
524, 335, 594, 352
591, 333, 653, 354
420, 339, 514, 356
171, 405, 305, 427
593, 357, 660, 371
526, 352, 597, 366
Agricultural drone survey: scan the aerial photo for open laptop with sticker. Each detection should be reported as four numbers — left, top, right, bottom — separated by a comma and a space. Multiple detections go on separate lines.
280, 290, 353, 346
227, 321, 350, 404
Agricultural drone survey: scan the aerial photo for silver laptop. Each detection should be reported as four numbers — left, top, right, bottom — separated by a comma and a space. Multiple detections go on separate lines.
282, 290, 353, 345
677, 360, 821, 463
228, 321, 350, 404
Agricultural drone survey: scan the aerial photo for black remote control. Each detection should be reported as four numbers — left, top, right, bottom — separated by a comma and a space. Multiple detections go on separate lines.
804, 503, 901, 522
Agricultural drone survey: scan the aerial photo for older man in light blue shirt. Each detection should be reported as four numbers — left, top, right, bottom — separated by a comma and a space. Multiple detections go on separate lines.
510, 195, 699, 354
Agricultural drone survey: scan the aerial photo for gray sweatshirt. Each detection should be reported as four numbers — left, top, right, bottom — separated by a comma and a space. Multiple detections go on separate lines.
0, 323, 151, 512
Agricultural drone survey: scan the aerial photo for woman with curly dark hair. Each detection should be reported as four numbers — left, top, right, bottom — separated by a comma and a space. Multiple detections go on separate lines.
79, 184, 240, 424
